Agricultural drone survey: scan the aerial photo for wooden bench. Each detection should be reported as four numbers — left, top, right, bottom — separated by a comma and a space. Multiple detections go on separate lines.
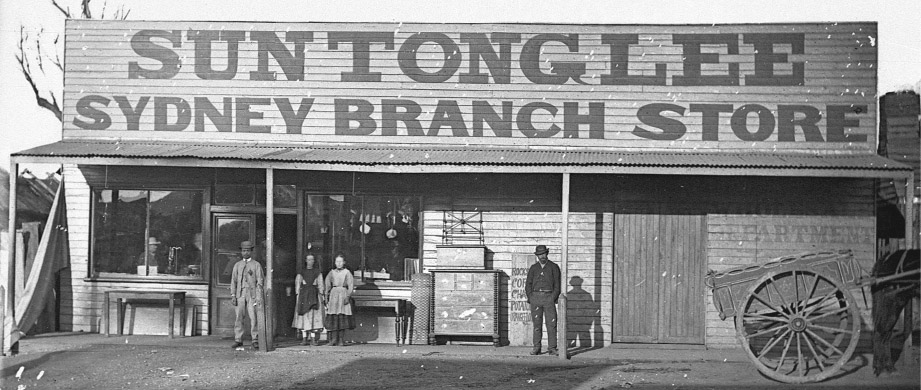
104, 290, 187, 338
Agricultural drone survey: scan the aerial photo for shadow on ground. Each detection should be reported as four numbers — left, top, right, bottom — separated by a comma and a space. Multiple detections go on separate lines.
236, 356, 617, 390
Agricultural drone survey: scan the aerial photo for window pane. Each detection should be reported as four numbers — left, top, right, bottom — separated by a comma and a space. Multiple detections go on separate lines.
363, 196, 420, 281
91, 189, 204, 279
149, 190, 204, 277
92, 190, 147, 275
305, 195, 362, 272
306, 195, 419, 281
215, 217, 251, 284
255, 185, 297, 208
214, 185, 253, 205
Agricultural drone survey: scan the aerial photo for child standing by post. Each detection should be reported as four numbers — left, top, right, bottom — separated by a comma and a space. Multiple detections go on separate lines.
324, 254, 354, 346
293, 254, 325, 345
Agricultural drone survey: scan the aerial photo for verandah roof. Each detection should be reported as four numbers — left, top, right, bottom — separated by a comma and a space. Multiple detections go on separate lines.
11, 139, 913, 178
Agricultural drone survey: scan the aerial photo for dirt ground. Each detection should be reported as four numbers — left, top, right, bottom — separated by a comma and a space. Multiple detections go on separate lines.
1, 334, 919, 389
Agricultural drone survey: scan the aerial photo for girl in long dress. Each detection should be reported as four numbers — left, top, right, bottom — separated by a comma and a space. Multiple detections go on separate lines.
324, 254, 354, 346
292, 254, 325, 345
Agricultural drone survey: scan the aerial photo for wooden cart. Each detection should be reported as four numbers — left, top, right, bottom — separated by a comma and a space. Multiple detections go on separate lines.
706, 249, 919, 383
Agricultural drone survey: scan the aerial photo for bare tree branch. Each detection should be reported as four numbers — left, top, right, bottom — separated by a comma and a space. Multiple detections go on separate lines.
35, 28, 46, 74
51, 0, 72, 18
82, 0, 92, 18
17, 0, 130, 123
16, 27, 63, 122
52, 36, 63, 72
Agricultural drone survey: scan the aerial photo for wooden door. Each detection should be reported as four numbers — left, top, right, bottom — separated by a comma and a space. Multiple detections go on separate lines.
210, 214, 255, 337
612, 205, 706, 344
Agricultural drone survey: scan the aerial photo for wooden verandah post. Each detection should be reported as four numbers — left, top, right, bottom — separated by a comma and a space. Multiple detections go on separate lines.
559, 172, 570, 360
3, 162, 17, 355
261, 168, 275, 352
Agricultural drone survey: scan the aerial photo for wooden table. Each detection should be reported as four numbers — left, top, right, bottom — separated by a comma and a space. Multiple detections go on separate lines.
104, 290, 187, 338
352, 297, 408, 345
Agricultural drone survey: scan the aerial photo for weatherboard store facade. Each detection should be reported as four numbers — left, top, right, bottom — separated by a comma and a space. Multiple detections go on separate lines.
9, 20, 913, 350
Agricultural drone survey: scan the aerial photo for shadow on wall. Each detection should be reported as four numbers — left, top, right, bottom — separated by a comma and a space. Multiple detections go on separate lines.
567, 275, 603, 354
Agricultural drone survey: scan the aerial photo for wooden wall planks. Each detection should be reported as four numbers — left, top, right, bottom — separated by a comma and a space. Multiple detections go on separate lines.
424, 173, 874, 347
62, 21, 877, 152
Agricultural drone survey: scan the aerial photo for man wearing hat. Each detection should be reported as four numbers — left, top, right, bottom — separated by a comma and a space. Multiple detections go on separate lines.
123, 236, 162, 274
230, 240, 265, 349
525, 244, 561, 356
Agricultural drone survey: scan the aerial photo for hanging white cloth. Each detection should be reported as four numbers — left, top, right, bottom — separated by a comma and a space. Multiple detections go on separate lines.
4, 180, 70, 354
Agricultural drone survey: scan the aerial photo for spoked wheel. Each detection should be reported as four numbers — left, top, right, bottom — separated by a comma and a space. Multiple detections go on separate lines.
735, 270, 860, 383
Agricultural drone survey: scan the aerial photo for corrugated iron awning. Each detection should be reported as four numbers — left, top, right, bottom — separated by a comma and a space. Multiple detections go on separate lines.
11, 139, 913, 178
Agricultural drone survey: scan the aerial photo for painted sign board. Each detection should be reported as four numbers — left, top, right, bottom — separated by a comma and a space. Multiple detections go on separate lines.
63, 21, 877, 152
509, 252, 535, 346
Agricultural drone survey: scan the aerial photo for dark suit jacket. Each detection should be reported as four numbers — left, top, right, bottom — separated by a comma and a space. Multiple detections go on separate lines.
525, 260, 561, 303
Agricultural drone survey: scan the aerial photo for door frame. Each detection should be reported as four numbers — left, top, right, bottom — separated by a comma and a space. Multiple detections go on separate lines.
209, 213, 257, 337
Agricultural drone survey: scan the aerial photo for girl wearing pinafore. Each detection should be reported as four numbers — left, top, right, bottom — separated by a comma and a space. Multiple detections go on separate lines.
292, 254, 325, 345
324, 254, 354, 346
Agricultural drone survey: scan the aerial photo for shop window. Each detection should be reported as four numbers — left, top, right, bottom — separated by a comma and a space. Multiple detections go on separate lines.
91, 189, 204, 280
256, 185, 297, 208
306, 195, 419, 281
213, 185, 253, 205
214, 184, 296, 208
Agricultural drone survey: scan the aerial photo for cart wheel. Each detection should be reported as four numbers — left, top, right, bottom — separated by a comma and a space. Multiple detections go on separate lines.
735, 270, 860, 383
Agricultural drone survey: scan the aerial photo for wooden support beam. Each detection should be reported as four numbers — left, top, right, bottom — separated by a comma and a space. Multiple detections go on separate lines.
906, 174, 916, 248
262, 168, 275, 352
4, 162, 18, 355
559, 172, 570, 360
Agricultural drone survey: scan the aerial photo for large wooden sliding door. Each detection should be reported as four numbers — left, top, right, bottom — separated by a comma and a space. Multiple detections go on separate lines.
612, 204, 706, 344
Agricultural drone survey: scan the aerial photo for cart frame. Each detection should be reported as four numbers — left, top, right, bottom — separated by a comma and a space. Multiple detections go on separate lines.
706, 249, 920, 383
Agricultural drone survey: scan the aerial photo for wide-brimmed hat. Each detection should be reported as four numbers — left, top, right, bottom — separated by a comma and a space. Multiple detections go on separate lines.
534, 245, 549, 255
147, 237, 161, 245
240, 240, 256, 249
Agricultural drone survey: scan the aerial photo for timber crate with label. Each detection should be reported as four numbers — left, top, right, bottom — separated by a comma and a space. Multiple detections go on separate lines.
429, 269, 500, 346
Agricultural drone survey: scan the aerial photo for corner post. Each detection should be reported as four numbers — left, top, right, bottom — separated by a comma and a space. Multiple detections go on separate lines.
4, 162, 18, 355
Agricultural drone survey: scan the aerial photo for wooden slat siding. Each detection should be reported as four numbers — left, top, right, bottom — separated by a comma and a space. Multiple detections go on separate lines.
584, 174, 874, 348
62, 21, 877, 153
612, 207, 706, 344
60, 164, 212, 336
423, 209, 612, 346
703, 186, 875, 349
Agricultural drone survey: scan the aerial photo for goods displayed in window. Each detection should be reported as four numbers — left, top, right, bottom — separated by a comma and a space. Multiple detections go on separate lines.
92, 189, 204, 278
305, 195, 419, 281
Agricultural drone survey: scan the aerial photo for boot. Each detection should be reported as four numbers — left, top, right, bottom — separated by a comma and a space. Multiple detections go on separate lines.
311, 333, 319, 346
337, 331, 347, 346
300, 332, 309, 346
327, 330, 338, 346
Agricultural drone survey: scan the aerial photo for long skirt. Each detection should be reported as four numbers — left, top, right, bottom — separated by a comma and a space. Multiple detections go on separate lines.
324, 313, 355, 331
292, 306, 325, 331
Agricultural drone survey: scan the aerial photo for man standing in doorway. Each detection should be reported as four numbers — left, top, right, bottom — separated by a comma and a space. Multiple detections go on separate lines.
525, 244, 561, 356
230, 240, 265, 349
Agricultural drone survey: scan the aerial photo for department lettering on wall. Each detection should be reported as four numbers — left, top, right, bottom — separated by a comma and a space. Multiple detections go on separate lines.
743, 224, 874, 245
64, 22, 877, 150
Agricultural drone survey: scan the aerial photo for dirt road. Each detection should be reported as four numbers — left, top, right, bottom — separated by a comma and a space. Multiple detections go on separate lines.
1, 334, 918, 389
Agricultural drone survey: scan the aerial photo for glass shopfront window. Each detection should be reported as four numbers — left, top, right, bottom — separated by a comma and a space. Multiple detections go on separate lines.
91, 189, 204, 279
306, 195, 420, 281
213, 184, 297, 208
